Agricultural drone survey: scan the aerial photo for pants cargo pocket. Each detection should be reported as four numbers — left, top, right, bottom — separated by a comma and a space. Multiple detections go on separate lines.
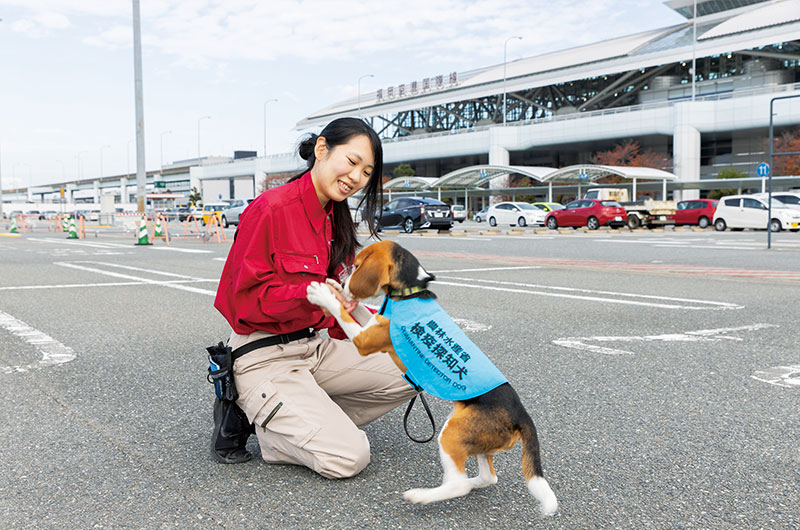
245, 380, 319, 449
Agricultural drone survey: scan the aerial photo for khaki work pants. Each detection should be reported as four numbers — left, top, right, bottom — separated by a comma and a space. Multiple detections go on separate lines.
230, 331, 416, 479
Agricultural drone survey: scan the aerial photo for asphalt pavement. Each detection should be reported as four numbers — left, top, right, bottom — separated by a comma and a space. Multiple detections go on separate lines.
1, 221, 798, 529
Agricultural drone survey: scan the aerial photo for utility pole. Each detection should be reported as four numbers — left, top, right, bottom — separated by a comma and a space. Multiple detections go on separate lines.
132, 0, 147, 214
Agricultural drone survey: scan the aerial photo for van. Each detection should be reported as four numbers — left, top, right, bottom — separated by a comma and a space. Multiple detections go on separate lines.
713, 194, 800, 232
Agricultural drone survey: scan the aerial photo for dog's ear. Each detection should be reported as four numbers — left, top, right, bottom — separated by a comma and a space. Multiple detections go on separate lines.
349, 251, 391, 298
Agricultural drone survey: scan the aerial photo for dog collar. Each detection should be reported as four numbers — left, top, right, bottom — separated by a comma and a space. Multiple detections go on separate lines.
389, 286, 426, 298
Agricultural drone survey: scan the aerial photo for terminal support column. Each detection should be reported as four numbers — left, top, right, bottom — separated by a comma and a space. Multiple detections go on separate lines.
488, 126, 512, 204
120, 177, 129, 204
673, 102, 702, 201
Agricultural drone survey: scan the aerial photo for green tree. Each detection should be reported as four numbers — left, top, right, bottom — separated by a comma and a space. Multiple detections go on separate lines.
707, 167, 746, 199
189, 186, 202, 205
392, 163, 415, 178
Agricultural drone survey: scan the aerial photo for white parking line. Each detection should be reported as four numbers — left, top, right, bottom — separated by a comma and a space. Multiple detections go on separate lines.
0, 309, 77, 374
54, 262, 217, 296
554, 323, 778, 355
751, 364, 800, 387
431, 266, 542, 273
434, 275, 742, 310
28, 237, 212, 253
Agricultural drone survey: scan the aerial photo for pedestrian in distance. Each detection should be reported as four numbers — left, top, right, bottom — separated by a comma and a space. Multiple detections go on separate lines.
211, 117, 417, 478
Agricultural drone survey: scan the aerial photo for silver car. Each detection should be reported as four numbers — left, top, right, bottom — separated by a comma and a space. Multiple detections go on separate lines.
220, 198, 255, 228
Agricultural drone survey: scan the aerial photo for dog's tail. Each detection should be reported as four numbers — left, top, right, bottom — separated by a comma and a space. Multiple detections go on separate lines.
520, 419, 558, 516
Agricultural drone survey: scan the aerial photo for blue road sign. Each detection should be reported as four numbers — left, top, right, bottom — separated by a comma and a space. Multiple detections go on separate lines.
578, 172, 589, 180
757, 163, 770, 177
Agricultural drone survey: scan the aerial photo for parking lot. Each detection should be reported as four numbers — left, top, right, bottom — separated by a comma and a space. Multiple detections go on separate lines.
1, 223, 798, 529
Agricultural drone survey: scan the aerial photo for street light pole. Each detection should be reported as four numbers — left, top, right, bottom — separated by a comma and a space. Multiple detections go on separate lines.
357, 74, 374, 118
262, 100, 277, 157
503, 36, 522, 125
197, 116, 211, 161
691, 0, 697, 101
160, 130, 172, 167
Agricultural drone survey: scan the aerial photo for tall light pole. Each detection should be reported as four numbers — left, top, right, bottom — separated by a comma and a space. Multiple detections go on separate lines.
357, 74, 374, 118
197, 116, 211, 161
691, 0, 697, 101
263, 100, 277, 157
503, 36, 522, 125
160, 130, 172, 167
132, 0, 147, 213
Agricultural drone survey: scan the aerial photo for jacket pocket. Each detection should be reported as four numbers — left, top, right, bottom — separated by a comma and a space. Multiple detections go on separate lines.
245, 380, 319, 449
275, 251, 327, 278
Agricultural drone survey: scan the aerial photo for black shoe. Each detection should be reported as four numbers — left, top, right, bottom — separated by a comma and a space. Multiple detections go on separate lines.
211, 399, 254, 464
211, 446, 253, 464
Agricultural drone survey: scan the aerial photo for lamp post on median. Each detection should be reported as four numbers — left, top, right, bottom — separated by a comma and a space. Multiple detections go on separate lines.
357, 74, 374, 119
197, 115, 211, 161
263, 99, 277, 157
503, 36, 522, 126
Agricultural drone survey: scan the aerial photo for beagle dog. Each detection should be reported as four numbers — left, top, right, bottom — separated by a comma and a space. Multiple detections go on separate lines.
306, 240, 557, 514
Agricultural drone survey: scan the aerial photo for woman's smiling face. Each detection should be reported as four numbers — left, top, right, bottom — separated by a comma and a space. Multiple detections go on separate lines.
310, 134, 375, 207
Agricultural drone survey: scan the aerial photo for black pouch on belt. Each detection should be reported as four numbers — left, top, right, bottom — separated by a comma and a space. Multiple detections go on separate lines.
206, 341, 238, 402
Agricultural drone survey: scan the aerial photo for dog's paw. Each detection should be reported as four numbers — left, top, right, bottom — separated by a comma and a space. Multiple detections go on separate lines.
403, 488, 434, 504
306, 282, 339, 312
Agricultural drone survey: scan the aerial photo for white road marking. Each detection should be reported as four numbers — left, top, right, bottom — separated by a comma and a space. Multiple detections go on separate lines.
553, 323, 778, 355
0, 309, 76, 374
431, 266, 542, 273
434, 276, 742, 310
28, 237, 212, 253
54, 262, 217, 296
751, 364, 800, 388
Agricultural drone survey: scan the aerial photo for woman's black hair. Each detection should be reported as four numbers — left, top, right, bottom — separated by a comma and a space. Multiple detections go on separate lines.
289, 117, 383, 275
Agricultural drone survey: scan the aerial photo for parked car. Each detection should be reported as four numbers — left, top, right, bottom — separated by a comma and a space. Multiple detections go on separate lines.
220, 198, 255, 228
175, 207, 193, 222
451, 204, 467, 223
531, 202, 564, 213
486, 202, 545, 227
200, 203, 228, 226
753, 192, 800, 211
713, 195, 800, 232
545, 199, 627, 230
474, 206, 489, 223
41, 210, 59, 220
674, 199, 718, 228
376, 197, 452, 233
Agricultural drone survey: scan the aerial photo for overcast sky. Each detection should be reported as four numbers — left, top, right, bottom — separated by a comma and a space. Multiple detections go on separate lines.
0, 0, 686, 188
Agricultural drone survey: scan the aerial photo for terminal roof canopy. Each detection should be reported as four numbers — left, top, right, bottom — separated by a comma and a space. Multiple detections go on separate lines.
382, 164, 678, 192
382, 176, 439, 190
541, 165, 677, 183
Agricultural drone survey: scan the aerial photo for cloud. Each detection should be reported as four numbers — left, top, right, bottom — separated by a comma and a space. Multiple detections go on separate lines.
11, 10, 70, 37
9, 0, 674, 69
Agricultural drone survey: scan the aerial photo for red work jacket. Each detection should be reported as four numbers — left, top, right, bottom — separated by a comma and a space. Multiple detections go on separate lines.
214, 172, 347, 338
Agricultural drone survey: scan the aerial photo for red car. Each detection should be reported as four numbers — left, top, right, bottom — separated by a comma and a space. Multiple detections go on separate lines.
545, 199, 627, 230
674, 199, 718, 228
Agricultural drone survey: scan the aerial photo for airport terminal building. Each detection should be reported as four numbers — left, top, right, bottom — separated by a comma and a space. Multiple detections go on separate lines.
4, 0, 800, 209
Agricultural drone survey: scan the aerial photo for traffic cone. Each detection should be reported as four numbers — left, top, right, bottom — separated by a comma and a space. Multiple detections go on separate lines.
135, 216, 151, 245
10, 217, 18, 233
62, 216, 69, 232
154, 217, 164, 238
66, 217, 79, 239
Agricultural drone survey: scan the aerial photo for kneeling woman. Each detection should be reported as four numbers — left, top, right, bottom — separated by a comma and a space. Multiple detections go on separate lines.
213, 117, 417, 478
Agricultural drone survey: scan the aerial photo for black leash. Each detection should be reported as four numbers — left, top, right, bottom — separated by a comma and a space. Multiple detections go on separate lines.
403, 393, 436, 443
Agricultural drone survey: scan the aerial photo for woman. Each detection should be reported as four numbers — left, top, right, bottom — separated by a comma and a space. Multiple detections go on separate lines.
213, 118, 417, 478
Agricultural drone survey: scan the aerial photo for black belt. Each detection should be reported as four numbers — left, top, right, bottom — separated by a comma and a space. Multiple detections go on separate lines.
231, 328, 315, 361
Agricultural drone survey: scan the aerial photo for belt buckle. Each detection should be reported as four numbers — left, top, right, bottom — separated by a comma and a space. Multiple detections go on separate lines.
280, 333, 291, 345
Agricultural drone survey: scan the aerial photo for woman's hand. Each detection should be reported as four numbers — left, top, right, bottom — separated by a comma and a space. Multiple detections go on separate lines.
320, 280, 357, 316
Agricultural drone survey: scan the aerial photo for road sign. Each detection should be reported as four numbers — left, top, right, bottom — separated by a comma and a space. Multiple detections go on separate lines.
757, 163, 770, 177
154, 181, 166, 188
578, 172, 589, 180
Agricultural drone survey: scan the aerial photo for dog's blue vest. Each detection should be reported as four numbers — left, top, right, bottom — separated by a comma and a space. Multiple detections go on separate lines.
380, 296, 507, 401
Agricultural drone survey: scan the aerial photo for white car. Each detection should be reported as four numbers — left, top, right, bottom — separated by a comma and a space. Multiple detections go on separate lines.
486, 202, 546, 227
220, 198, 255, 228
451, 204, 467, 223
752, 192, 800, 211
713, 194, 800, 232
